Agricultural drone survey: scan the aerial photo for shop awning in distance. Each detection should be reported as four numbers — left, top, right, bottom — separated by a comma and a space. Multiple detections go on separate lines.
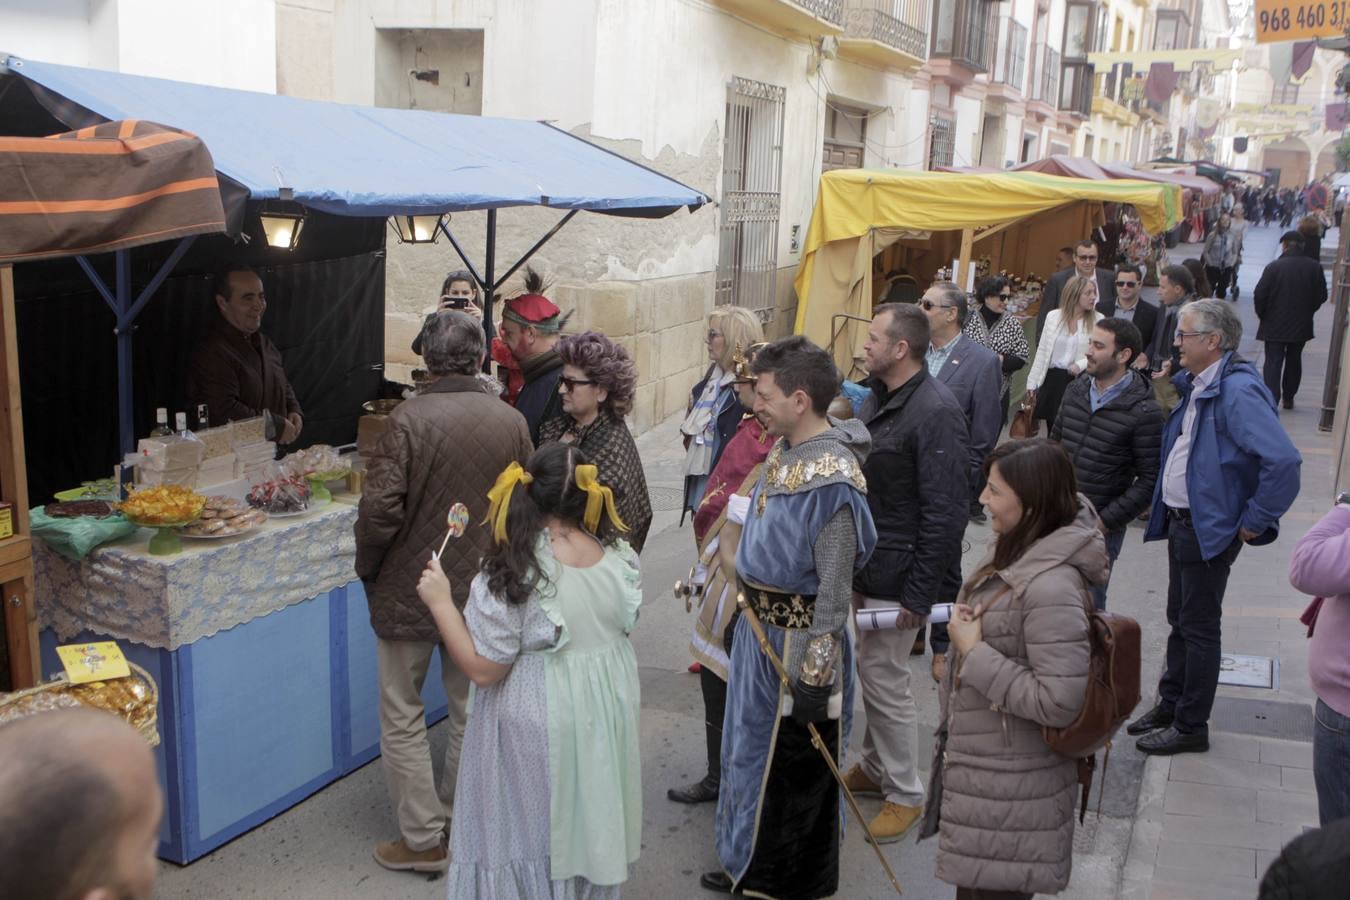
0, 120, 227, 262
1, 56, 710, 222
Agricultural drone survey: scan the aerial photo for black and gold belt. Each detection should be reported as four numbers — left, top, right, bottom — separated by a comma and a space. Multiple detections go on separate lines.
738, 578, 816, 630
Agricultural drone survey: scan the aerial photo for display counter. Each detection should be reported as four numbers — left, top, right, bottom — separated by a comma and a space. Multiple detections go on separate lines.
33, 494, 452, 863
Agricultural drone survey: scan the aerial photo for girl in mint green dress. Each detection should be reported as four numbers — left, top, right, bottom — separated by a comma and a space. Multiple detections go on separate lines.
416, 443, 642, 898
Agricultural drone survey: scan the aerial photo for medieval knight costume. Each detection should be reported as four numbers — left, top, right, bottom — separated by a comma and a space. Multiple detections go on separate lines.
711, 418, 877, 899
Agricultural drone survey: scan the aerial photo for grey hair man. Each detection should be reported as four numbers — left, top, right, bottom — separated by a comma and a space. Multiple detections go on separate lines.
355, 310, 532, 873
1129, 298, 1301, 756
0, 709, 162, 900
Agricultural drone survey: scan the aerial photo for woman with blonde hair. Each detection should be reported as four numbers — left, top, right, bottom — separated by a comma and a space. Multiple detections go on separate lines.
1023, 274, 1104, 435
680, 305, 764, 518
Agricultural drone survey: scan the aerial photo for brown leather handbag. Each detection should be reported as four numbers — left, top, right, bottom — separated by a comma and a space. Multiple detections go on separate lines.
1043, 603, 1142, 758
1009, 391, 1036, 439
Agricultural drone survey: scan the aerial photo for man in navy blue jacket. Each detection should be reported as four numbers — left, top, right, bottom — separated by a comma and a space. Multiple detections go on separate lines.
1128, 299, 1301, 755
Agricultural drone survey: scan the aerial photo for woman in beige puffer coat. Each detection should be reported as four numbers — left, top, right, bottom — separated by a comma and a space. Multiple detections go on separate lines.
922, 438, 1107, 899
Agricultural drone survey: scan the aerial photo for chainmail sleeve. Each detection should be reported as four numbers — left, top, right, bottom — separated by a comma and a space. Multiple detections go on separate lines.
782, 505, 856, 689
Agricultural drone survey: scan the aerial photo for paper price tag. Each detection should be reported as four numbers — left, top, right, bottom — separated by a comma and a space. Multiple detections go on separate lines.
55, 641, 132, 684
1255, 0, 1350, 42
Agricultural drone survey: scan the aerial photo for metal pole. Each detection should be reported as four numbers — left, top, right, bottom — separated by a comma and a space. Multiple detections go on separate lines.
483, 209, 497, 372
114, 250, 134, 457
1319, 220, 1350, 432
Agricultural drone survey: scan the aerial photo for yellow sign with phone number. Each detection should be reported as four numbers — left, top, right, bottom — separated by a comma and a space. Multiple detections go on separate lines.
1256, 0, 1350, 41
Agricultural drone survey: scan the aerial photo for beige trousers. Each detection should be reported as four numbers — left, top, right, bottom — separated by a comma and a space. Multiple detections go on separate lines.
855, 596, 926, 808
376, 637, 471, 851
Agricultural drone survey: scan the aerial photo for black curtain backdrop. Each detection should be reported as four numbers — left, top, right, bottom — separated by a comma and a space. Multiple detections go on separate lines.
14, 213, 386, 504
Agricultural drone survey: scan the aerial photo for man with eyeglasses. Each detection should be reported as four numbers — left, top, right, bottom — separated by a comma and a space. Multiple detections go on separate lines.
498, 290, 571, 444
1146, 264, 1194, 415
1036, 238, 1117, 340
1128, 299, 1301, 756
1107, 264, 1158, 367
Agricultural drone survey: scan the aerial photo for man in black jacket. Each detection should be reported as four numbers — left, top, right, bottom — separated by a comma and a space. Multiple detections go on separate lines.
1052, 317, 1163, 609
843, 302, 970, 844
1254, 230, 1328, 410
1100, 263, 1159, 366
1036, 238, 1118, 339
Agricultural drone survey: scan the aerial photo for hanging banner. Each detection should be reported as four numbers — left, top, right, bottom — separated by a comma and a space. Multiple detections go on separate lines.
1254, 0, 1350, 42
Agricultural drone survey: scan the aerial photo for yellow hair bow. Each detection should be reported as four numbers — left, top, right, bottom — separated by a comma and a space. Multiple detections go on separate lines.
574, 464, 628, 534
483, 462, 533, 544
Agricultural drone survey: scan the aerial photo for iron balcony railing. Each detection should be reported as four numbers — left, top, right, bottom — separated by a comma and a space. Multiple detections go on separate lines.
799, 0, 846, 26
843, 0, 929, 60
1030, 44, 1059, 104
930, 0, 996, 71
993, 17, 1028, 91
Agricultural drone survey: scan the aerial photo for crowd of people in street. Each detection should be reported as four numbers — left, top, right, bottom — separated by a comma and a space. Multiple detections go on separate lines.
5, 173, 1350, 900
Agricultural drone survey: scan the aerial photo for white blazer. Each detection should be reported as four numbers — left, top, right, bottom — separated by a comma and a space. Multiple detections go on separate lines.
1026, 309, 1103, 391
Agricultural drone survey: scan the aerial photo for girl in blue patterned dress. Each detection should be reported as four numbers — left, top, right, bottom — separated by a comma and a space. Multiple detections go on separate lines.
416, 442, 642, 899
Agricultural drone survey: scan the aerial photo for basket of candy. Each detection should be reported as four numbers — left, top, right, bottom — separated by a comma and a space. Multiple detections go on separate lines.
0, 661, 160, 746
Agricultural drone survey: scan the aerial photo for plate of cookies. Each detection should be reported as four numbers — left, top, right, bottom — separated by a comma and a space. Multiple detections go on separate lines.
178, 496, 268, 540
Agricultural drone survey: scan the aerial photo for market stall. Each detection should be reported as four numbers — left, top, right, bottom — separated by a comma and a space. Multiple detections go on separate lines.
0, 55, 709, 863
792, 169, 1181, 375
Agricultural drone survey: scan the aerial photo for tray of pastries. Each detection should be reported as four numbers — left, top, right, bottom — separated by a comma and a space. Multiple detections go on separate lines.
178, 495, 267, 539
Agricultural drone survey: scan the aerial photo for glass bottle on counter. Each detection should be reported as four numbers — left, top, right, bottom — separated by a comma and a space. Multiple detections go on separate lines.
175, 412, 191, 439
150, 408, 172, 438
196, 404, 210, 431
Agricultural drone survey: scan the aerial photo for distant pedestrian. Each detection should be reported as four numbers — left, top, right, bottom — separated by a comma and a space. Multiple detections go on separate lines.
1051, 317, 1163, 609
965, 275, 1030, 425
1228, 206, 1248, 300
538, 331, 653, 552
356, 310, 533, 874
920, 438, 1103, 900
1254, 230, 1328, 410
1201, 214, 1235, 299
681, 306, 763, 518
415, 442, 643, 899
1288, 498, 1350, 825
1130, 299, 1301, 756
1147, 265, 1193, 415
1026, 273, 1103, 435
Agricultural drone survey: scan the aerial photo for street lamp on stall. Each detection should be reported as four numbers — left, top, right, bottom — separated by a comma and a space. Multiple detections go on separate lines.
258, 203, 307, 251
388, 213, 448, 244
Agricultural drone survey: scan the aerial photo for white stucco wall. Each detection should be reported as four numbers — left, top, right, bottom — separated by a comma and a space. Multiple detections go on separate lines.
1, 0, 276, 91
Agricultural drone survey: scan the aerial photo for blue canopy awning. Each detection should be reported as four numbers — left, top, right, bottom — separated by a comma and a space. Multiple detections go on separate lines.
2, 55, 710, 219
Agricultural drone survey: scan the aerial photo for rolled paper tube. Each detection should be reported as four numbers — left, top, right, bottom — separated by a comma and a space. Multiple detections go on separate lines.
854, 603, 952, 631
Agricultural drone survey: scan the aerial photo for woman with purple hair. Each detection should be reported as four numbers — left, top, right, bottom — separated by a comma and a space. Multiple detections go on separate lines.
538, 331, 653, 552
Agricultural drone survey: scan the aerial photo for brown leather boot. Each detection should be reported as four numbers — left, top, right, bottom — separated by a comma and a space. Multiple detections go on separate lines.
373, 838, 448, 873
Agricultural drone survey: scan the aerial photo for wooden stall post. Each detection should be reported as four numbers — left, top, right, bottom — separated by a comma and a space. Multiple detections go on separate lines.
0, 264, 36, 689
955, 227, 975, 291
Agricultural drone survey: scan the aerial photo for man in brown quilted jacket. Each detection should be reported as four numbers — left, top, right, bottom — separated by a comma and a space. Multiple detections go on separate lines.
355, 310, 532, 874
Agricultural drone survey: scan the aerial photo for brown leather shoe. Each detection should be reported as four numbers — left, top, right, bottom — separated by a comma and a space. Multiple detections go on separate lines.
931, 653, 947, 684
865, 801, 924, 844
842, 763, 883, 797
373, 838, 448, 873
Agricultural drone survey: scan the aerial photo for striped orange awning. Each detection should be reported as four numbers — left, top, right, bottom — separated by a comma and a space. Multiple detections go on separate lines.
0, 119, 226, 262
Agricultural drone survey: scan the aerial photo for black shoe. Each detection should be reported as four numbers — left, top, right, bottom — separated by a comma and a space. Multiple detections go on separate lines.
910, 633, 926, 657
668, 775, 719, 804
700, 871, 733, 893
1137, 725, 1209, 755
1283, 398, 1294, 410
1126, 704, 1174, 736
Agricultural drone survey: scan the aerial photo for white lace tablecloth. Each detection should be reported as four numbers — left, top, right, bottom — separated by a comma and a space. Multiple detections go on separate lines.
36, 501, 360, 650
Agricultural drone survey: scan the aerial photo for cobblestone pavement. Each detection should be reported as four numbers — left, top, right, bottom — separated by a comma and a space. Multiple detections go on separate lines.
155, 222, 1338, 899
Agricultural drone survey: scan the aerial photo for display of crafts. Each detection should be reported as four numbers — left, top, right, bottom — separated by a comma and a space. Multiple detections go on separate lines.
117, 485, 207, 527
247, 475, 312, 515
179, 495, 267, 539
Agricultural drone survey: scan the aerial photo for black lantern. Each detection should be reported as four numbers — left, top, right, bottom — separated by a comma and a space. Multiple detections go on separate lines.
258, 201, 307, 251
389, 214, 448, 244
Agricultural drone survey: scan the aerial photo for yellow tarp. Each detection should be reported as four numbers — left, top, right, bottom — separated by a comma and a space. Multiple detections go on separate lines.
792, 169, 1183, 372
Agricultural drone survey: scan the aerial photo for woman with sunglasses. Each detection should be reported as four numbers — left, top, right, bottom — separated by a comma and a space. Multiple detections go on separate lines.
965, 276, 1031, 426
537, 331, 653, 552
1024, 274, 1103, 436
416, 443, 642, 898
920, 439, 1104, 900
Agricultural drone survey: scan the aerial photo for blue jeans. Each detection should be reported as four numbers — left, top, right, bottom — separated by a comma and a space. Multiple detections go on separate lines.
1314, 698, 1350, 826
1090, 528, 1127, 611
